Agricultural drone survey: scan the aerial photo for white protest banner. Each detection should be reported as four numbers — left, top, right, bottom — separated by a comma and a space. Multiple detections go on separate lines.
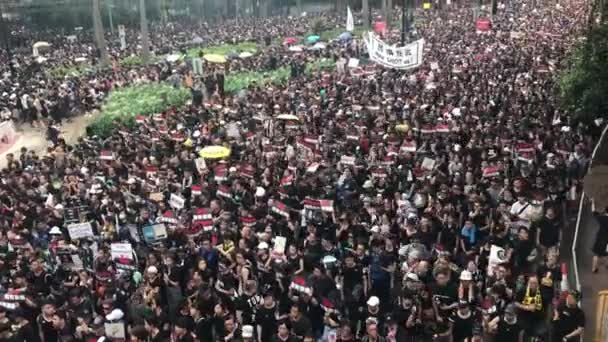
169, 193, 185, 209
340, 156, 356, 165
67, 222, 94, 239
364, 32, 424, 70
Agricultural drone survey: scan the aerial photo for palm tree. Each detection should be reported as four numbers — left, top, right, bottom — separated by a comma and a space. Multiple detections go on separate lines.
140, 0, 152, 62
92, 0, 110, 66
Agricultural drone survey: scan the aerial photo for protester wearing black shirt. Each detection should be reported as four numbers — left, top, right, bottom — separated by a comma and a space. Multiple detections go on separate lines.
487, 304, 524, 342
449, 302, 477, 342
552, 293, 585, 342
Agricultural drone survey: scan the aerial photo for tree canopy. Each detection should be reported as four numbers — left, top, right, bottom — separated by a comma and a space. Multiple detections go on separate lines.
559, 23, 608, 124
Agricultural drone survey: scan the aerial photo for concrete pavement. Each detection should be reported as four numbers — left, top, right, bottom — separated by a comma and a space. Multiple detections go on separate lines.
575, 201, 608, 342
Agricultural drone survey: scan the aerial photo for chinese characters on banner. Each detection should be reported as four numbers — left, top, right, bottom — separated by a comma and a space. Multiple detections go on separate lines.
364, 32, 425, 70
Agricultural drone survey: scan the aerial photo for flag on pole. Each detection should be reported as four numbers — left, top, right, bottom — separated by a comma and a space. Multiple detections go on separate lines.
347, 6, 354, 32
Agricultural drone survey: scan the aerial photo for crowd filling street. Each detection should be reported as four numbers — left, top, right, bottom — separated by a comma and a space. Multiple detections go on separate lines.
0, 0, 599, 341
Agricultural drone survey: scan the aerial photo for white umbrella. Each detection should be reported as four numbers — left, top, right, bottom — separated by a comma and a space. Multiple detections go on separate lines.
288, 46, 303, 52
310, 42, 327, 50
166, 54, 182, 62
33, 41, 50, 49
239, 51, 254, 58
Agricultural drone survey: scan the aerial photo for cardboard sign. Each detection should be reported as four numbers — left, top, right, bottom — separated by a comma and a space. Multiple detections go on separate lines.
169, 193, 185, 209
423, 2, 431, 8
347, 58, 360, 68
149, 192, 164, 202
476, 19, 491, 32
67, 222, 94, 239
110, 243, 133, 260
143, 224, 168, 243
111, 243, 136, 271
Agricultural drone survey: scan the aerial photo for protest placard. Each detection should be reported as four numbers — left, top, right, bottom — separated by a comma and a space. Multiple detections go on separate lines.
169, 193, 185, 209
67, 222, 94, 239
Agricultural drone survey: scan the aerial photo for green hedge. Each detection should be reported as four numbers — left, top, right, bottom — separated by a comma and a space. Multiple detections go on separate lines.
187, 41, 258, 58
87, 83, 191, 137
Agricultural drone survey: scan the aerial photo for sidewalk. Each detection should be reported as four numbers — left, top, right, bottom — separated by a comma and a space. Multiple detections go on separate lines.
0, 111, 99, 168
576, 205, 608, 341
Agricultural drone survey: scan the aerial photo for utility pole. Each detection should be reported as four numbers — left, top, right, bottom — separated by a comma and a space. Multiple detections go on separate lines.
107, 0, 115, 34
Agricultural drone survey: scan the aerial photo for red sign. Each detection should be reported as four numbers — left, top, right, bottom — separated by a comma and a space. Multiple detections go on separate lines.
476, 19, 491, 31
373, 21, 387, 34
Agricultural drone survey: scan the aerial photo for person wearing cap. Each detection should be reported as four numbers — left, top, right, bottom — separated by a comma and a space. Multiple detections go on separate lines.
357, 296, 381, 338
457, 270, 476, 304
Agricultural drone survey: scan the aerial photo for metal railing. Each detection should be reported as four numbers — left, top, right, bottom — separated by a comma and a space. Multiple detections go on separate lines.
572, 124, 608, 293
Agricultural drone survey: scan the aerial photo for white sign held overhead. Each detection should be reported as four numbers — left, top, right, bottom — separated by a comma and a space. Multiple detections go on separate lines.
67, 222, 94, 239
169, 193, 185, 209
346, 6, 355, 32
364, 32, 424, 70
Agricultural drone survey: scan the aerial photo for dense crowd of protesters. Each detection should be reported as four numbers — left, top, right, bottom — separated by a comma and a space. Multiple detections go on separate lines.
0, 1, 597, 341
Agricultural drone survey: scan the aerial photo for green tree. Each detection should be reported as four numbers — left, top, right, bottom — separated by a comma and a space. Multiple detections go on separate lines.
559, 23, 608, 123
